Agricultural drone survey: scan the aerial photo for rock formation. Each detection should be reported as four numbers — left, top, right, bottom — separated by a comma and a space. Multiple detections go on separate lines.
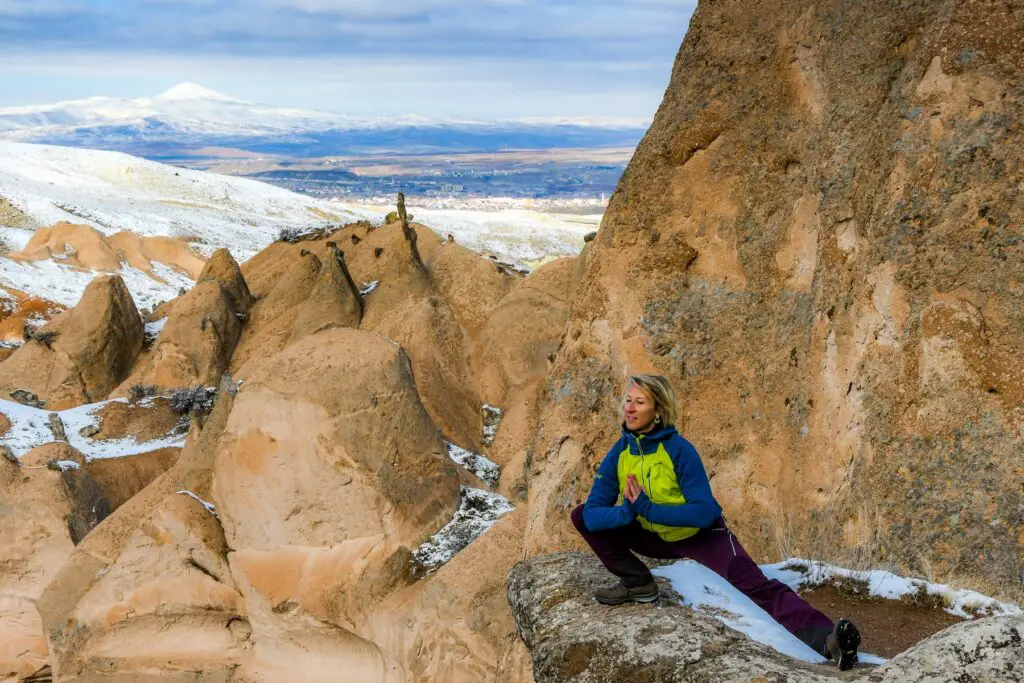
508, 553, 1024, 683
12, 222, 205, 279
0, 275, 143, 408
5, 1, 1024, 670
117, 249, 250, 391
527, 0, 1024, 601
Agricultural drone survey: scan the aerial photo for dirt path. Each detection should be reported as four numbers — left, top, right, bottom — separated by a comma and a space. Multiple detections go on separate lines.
803, 585, 964, 659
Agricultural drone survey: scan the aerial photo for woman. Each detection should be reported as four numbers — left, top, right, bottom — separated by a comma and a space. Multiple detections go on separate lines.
571, 374, 861, 670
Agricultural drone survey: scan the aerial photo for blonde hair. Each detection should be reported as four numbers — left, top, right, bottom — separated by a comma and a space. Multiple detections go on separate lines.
624, 374, 678, 428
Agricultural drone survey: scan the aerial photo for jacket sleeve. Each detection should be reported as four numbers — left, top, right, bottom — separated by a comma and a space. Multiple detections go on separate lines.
631, 437, 721, 529
581, 439, 636, 531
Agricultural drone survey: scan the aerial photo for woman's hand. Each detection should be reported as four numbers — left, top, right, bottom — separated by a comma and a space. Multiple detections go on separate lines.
624, 474, 644, 503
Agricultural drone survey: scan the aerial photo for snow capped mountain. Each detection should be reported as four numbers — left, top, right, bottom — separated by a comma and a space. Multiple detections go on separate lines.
155, 82, 246, 103
0, 84, 647, 155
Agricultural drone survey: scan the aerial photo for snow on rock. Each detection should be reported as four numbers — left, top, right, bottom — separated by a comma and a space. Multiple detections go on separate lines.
412, 486, 513, 574
654, 560, 830, 664
144, 316, 168, 343
0, 254, 194, 310
446, 442, 500, 487
0, 397, 186, 460
358, 280, 379, 296
762, 559, 1023, 619
481, 403, 502, 446
176, 489, 218, 516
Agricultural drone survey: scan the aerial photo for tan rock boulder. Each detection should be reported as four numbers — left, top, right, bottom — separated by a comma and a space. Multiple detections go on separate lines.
12, 222, 121, 271
348, 223, 481, 450
45, 492, 249, 682
0, 275, 143, 408
214, 327, 459, 552
105, 231, 207, 279
211, 328, 460, 677
365, 294, 483, 450
195, 247, 255, 314
0, 454, 76, 680
117, 250, 250, 391
231, 239, 363, 371
229, 250, 321, 374
292, 245, 363, 339
474, 256, 580, 406
428, 240, 520, 336
363, 507, 530, 683
10, 223, 206, 283
36, 379, 238, 681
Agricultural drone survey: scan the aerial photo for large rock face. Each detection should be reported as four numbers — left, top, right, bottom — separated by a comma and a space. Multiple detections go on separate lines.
508, 553, 1024, 683
212, 326, 461, 680
530, 0, 1024, 600
0, 275, 143, 408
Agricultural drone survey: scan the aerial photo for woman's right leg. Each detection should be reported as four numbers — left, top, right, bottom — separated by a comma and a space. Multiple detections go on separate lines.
570, 504, 674, 588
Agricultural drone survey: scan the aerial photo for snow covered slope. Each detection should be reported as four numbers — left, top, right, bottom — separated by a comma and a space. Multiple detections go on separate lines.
0, 141, 595, 309
0, 140, 368, 259
0, 140, 372, 309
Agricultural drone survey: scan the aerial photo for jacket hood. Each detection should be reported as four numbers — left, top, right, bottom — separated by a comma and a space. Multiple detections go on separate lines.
620, 423, 678, 454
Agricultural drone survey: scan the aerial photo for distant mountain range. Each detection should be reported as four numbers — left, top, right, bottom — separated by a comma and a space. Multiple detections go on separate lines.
0, 83, 648, 158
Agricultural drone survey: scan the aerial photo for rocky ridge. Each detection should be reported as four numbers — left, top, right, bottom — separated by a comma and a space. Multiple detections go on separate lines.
508, 553, 1024, 683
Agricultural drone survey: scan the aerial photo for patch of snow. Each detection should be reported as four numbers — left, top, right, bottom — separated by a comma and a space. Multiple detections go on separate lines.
481, 404, 503, 446
654, 560, 829, 664
176, 489, 218, 516
0, 226, 34, 251
53, 460, 79, 471
359, 280, 379, 296
0, 397, 186, 460
446, 442, 500, 487
23, 313, 48, 329
144, 317, 167, 343
762, 559, 1023, 619
0, 255, 193, 310
412, 486, 513, 574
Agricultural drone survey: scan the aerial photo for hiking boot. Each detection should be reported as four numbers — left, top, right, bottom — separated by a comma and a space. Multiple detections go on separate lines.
593, 579, 660, 605
825, 618, 861, 671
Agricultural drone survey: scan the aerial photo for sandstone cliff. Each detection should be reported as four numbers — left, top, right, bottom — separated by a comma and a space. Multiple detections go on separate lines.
528, 0, 1024, 601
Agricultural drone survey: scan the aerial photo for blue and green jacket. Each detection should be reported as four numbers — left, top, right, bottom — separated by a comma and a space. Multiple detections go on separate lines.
582, 424, 722, 542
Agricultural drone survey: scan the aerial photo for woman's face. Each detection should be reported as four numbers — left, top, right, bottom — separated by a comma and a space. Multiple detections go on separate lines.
624, 384, 658, 432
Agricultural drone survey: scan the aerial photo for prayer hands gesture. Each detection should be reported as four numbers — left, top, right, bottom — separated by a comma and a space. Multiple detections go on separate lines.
624, 474, 644, 503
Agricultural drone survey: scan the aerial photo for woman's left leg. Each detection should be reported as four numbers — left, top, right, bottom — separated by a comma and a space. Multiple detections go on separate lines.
668, 520, 834, 654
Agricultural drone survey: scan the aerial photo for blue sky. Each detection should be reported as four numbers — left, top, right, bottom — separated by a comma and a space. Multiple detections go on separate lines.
0, 0, 696, 120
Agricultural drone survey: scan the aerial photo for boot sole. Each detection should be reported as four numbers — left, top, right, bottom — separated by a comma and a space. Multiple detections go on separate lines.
594, 591, 660, 606
835, 619, 861, 671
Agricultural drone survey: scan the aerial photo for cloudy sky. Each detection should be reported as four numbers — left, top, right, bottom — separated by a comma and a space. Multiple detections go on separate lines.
0, 0, 696, 120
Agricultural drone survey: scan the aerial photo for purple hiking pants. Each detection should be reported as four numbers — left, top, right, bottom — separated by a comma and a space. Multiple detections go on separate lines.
571, 504, 834, 654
